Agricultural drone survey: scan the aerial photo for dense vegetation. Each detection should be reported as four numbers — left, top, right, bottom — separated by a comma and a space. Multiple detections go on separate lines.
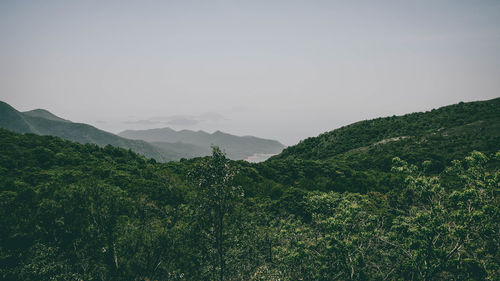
259, 98, 500, 193
1, 98, 499, 280
276, 98, 499, 161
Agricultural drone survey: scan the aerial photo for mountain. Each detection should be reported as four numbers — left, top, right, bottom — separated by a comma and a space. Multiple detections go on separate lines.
254, 98, 500, 193
22, 109, 71, 123
0, 101, 177, 162
1, 99, 499, 280
0, 101, 285, 162
151, 141, 212, 159
274, 98, 500, 162
119, 127, 285, 160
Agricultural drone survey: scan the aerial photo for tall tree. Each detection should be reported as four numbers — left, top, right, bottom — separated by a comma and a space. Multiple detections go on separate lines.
189, 146, 242, 281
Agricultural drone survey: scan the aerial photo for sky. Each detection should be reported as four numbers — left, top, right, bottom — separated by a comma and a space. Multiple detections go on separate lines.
1, 0, 499, 145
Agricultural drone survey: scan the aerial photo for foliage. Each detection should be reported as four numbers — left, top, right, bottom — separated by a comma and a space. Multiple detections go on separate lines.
257, 98, 500, 194
1, 96, 499, 280
188, 147, 243, 281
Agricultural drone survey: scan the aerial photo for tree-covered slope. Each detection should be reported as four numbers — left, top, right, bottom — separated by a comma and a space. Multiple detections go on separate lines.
0, 128, 498, 280
0, 101, 179, 162
256, 98, 500, 193
274, 98, 500, 161
0, 128, 187, 280
1, 98, 499, 280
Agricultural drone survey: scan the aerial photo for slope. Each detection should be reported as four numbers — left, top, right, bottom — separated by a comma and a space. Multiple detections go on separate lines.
0, 101, 176, 162
255, 98, 500, 193
22, 109, 70, 123
0, 112, 498, 280
274, 98, 499, 161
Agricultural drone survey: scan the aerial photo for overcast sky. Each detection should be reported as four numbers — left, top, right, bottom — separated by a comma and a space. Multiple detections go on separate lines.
1, 0, 499, 145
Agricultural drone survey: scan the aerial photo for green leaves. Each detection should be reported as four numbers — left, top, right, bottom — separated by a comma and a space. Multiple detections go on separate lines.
188, 147, 243, 281
0, 127, 499, 280
387, 151, 500, 280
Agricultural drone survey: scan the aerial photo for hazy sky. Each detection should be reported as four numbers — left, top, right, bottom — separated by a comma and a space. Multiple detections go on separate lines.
1, 0, 499, 145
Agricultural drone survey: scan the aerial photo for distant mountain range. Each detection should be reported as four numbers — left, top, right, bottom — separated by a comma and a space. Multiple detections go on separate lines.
119, 128, 285, 160
0, 101, 284, 162
0, 101, 178, 162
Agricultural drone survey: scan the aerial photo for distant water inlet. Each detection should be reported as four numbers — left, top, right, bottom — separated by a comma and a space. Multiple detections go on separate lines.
245, 153, 278, 163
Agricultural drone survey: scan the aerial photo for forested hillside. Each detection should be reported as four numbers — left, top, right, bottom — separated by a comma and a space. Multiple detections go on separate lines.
256, 98, 500, 193
1, 98, 499, 280
0, 101, 178, 162
276, 98, 500, 161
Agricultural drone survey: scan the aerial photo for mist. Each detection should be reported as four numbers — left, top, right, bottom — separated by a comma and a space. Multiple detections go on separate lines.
1, 0, 499, 145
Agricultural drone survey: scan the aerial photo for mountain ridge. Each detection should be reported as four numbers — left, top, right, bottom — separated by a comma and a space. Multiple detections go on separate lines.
0, 101, 180, 162
0, 101, 285, 162
22, 108, 71, 123
271, 98, 500, 162
119, 126, 285, 160
254, 97, 500, 193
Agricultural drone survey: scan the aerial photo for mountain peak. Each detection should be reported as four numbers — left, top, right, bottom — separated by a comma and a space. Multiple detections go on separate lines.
0, 100, 18, 111
23, 109, 70, 123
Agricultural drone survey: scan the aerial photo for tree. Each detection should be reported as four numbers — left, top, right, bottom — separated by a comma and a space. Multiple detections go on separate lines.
388, 152, 499, 280
189, 147, 243, 281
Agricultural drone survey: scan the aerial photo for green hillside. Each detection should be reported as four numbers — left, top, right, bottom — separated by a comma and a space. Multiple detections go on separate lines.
275, 98, 500, 161
0, 125, 498, 280
255, 98, 500, 193
0, 101, 184, 162
1, 98, 499, 280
